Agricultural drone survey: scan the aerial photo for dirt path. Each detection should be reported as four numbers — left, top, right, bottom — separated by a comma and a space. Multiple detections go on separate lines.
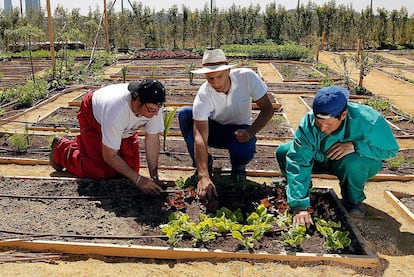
318, 51, 414, 116
0, 90, 84, 134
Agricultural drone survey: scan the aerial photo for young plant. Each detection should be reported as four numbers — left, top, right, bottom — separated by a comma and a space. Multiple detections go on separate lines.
364, 97, 390, 112
232, 204, 274, 249
314, 217, 351, 251
281, 224, 308, 248
333, 53, 355, 90
8, 133, 29, 152
163, 108, 177, 151
186, 63, 195, 85
160, 212, 189, 246
184, 214, 217, 246
121, 65, 128, 83
213, 207, 244, 233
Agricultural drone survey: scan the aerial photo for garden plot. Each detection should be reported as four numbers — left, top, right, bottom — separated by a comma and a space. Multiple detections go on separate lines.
384, 190, 414, 225
30, 106, 79, 131
271, 61, 342, 83
0, 176, 378, 267
0, 58, 51, 88
386, 49, 414, 62
376, 65, 414, 84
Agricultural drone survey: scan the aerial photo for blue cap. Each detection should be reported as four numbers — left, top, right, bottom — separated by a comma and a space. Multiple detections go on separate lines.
312, 86, 349, 118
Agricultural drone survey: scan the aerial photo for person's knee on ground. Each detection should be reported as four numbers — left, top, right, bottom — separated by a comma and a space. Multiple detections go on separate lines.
275, 141, 292, 177
332, 153, 382, 204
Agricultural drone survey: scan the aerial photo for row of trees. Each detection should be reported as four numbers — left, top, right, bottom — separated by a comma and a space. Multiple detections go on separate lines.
0, 1, 413, 52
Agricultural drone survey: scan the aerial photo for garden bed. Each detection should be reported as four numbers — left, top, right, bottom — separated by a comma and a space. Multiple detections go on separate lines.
271, 61, 342, 83
0, 176, 378, 267
384, 190, 414, 225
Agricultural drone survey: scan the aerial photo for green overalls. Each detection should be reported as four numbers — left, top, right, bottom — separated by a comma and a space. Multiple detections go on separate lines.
276, 102, 399, 211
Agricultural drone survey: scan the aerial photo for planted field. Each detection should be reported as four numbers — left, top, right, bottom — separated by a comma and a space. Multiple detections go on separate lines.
0, 176, 377, 267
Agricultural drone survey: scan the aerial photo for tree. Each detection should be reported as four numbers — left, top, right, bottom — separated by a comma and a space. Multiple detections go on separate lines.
181, 6, 190, 49
264, 3, 286, 43
168, 5, 179, 49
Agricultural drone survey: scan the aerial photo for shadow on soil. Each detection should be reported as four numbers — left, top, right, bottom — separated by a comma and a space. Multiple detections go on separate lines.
353, 204, 414, 256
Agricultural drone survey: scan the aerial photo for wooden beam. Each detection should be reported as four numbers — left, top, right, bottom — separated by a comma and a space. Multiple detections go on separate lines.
0, 239, 378, 268
384, 190, 414, 224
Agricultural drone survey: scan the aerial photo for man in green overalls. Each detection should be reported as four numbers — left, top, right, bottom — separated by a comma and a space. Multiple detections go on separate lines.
276, 86, 399, 226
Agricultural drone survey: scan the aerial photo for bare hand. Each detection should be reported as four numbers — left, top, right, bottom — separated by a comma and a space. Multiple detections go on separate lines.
135, 176, 162, 196
327, 142, 355, 160
197, 176, 218, 201
293, 210, 314, 228
153, 179, 173, 190
234, 129, 252, 143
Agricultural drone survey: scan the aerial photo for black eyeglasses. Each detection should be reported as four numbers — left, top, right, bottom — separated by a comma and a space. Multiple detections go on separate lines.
144, 103, 163, 113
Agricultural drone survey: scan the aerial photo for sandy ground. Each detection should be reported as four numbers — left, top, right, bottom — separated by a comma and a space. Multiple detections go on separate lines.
1, 52, 414, 276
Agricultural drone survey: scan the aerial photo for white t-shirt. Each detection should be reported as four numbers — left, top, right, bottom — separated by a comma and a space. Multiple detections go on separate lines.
92, 83, 164, 150
193, 68, 267, 125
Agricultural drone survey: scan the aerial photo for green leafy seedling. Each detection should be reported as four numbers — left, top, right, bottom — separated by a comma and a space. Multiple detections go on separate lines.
163, 108, 177, 151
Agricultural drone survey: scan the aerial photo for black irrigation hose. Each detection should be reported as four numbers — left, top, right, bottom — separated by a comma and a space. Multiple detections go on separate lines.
0, 189, 181, 200
0, 229, 168, 241
0, 227, 286, 242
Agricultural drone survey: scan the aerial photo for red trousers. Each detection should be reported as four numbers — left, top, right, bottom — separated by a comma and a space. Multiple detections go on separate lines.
53, 92, 140, 179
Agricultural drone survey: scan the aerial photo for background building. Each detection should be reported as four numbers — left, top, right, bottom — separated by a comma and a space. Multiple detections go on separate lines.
25, 0, 40, 14
3, 0, 12, 12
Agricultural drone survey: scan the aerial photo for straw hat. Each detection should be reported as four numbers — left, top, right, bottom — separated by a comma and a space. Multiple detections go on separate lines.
191, 49, 236, 74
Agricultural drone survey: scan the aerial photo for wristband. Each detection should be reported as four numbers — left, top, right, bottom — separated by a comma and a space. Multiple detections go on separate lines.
135, 175, 142, 186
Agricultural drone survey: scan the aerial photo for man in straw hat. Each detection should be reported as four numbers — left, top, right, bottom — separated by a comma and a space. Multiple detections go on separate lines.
276, 86, 399, 225
50, 79, 168, 195
179, 48, 274, 201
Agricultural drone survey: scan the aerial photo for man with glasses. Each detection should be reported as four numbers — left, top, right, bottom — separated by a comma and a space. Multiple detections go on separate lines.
50, 79, 166, 195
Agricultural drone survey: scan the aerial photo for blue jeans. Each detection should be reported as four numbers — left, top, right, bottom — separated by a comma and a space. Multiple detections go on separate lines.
178, 106, 256, 172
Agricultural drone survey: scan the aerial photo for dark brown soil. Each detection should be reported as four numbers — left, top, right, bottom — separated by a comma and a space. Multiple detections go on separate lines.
272, 61, 343, 82
0, 176, 364, 256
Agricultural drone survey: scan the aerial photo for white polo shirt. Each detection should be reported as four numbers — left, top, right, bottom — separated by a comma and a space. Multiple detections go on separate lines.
193, 68, 267, 125
92, 83, 164, 150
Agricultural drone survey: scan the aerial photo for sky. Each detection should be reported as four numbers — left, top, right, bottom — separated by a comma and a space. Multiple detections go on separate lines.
2, 0, 414, 15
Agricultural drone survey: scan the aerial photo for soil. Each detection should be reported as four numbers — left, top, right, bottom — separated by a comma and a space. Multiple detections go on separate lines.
400, 197, 414, 214
272, 61, 342, 82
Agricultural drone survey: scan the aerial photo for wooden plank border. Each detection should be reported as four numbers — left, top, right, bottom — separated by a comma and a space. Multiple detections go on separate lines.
384, 190, 414, 225
0, 239, 378, 268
